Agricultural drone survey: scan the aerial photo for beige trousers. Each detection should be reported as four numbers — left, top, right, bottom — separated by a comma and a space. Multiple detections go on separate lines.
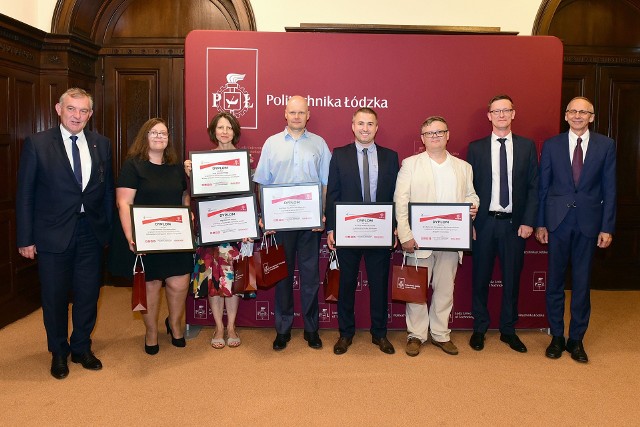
405, 251, 459, 343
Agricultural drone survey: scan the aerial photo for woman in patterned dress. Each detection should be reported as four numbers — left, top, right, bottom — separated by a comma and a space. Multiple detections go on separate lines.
185, 112, 252, 349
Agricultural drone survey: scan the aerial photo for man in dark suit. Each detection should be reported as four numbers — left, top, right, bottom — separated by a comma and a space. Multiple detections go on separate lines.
536, 96, 616, 363
467, 94, 538, 353
326, 108, 399, 355
16, 87, 114, 379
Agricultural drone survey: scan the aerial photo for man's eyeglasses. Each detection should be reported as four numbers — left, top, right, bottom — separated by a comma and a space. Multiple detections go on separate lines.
421, 130, 448, 138
566, 109, 594, 117
489, 109, 514, 116
148, 130, 169, 139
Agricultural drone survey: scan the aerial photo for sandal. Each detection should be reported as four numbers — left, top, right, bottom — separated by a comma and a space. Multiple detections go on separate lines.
211, 337, 225, 349
227, 335, 241, 348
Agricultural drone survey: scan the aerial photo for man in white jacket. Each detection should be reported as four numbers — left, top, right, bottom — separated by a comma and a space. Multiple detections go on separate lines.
394, 116, 479, 356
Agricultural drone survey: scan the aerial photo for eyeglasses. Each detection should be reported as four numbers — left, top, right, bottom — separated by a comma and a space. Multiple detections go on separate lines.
566, 109, 594, 117
489, 109, 514, 116
421, 130, 448, 138
148, 130, 169, 139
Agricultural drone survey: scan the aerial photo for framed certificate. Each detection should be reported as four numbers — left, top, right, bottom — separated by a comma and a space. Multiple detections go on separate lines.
261, 183, 323, 231
197, 194, 260, 245
409, 203, 472, 251
131, 205, 196, 254
334, 203, 394, 248
190, 149, 251, 197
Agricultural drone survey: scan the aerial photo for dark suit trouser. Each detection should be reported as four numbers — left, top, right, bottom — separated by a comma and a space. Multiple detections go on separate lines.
472, 217, 525, 334
336, 247, 391, 339
546, 209, 596, 340
38, 217, 103, 356
274, 230, 321, 334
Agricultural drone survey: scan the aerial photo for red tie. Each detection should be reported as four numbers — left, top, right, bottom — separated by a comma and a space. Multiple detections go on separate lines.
572, 137, 583, 187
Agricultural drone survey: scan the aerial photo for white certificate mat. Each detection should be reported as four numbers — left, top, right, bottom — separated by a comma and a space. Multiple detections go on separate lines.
261, 183, 322, 231
335, 203, 394, 248
131, 206, 195, 254
409, 203, 472, 251
190, 149, 251, 197
197, 194, 259, 244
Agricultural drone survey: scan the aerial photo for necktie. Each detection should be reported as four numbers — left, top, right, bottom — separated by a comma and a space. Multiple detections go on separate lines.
362, 148, 371, 202
497, 138, 509, 208
70, 135, 82, 187
572, 137, 583, 187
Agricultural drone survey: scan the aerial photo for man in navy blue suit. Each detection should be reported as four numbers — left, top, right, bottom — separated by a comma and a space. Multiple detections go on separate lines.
467, 94, 538, 353
326, 108, 399, 355
16, 88, 114, 379
536, 96, 616, 363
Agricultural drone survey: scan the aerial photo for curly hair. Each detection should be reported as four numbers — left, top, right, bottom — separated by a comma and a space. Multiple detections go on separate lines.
126, 118, 178, 165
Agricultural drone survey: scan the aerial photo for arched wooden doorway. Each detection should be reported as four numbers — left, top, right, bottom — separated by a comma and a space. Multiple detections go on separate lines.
51, 0, 256, 174
533, 0, 640, 289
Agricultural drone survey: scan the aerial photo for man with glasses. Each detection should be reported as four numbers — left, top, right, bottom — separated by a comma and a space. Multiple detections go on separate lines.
535, 96, 616, 363
466, 94, 538, 353
394, 116, 479, 356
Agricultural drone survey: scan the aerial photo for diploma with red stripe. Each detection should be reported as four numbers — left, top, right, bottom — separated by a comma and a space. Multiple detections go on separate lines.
334, 203, 394, 248
131, 205, 195, 254
197, 194, 259, 245
408, 203, 472, 251
189, 149, 251, 197
260, 183, 323, 231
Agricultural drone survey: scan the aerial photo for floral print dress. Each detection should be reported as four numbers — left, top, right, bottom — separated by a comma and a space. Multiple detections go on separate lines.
191, 243, 240, 297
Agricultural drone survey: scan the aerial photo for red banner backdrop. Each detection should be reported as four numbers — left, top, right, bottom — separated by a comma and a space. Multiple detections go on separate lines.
184, 30, 563, 330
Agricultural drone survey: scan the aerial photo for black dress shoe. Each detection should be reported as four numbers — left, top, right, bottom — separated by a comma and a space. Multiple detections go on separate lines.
50, 354, 69, 379
165, 317, 186, 347
372, 336, 395, 354
71, 351, 102, 370
566, 339, 589, 363
145, 341, 159, 355
273, 333, 291, 351
500, 333, 527, 353
304, 331, 323, 349
545, 335, 566, 359
333, 336, 353, 355
469, 332, 485, 351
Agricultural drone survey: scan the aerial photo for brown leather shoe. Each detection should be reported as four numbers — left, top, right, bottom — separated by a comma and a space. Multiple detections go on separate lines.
333, 336, 352, 355
405, 337, 422, 357
431, 339, 459, 355
372, 336, 395, 354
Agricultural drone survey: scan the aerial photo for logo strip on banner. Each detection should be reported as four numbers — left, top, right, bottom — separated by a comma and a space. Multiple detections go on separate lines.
207, 48, 258, 129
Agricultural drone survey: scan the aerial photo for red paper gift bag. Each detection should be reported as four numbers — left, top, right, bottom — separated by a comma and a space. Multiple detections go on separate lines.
323, 250, 340, 302
391, 255, 428, 304
232, 255, 258, 294
132, 255, 148, 311
255, 235, 288, 289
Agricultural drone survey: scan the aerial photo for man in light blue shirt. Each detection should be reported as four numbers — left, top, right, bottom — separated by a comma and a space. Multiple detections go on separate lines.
254, 95, 331, 351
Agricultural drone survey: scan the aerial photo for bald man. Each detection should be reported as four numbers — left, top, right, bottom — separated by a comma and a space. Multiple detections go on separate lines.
253, 95, 331, 351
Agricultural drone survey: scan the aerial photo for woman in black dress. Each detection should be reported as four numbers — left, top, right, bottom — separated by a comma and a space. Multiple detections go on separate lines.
113, 118, 193, 355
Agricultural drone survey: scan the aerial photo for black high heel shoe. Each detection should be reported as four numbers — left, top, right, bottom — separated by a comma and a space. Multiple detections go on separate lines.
144, 340, 159, 355
165, 317, 186, 347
